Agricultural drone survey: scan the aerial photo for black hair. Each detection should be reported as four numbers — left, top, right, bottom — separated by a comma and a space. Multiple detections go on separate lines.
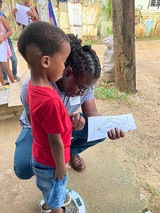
0, 0, 2, 4
18, 21, 69, 62
66, 34, 101, 79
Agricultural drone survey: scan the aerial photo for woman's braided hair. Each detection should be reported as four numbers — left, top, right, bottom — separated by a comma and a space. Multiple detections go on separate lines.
66, 34, 101, 79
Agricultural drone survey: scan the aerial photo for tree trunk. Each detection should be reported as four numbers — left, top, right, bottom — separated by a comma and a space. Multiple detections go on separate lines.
38, 0, 49, 22
111, 0, 136, 93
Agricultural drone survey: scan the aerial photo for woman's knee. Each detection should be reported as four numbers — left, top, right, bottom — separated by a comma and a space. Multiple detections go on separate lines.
14, 128, 34, 179
14, 160, 34, 180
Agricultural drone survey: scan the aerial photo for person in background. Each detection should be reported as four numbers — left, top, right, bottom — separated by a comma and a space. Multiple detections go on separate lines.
0, 15, 14, 86
0, 0, 19, 85
12, 0, 39, 30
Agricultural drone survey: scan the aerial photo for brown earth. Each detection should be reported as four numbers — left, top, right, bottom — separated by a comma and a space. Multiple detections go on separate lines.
6, 39, 160, 212
93, 40, 160, 212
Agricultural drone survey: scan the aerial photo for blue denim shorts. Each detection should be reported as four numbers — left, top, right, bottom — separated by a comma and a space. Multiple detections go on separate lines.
31, 157, 68, 209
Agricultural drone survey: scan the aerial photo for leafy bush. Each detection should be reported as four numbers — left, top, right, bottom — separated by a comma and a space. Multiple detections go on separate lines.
102, 0, 112, 20
94, 81, 132, 106
10, 32, 19, 41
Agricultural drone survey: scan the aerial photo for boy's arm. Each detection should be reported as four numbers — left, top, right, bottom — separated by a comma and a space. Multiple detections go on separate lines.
48, 134, 70, 180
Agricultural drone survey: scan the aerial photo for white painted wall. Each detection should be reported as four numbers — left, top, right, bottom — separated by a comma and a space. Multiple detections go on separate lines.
99, 0, 160, 10
135, 0, 160, 10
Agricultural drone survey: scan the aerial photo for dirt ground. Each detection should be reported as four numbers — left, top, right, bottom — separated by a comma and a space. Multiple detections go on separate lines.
93, 40, 160, 212
10, 39, 160, 212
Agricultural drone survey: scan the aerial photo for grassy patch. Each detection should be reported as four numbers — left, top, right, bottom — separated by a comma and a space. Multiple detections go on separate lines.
136, 37, 160, 41
82, 41, 103, 46
144, 183, 159, 197
94, 81, 132, 106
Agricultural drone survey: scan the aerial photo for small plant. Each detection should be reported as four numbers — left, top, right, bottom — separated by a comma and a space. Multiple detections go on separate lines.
94, 81, 132, 105
151, 28, 156, 37
82, 41, 102, 45
102, 0, 112, 20
144, 183, 159, 197
148, 151, 152, 157
106, 26, 113, 35
136, 37, 160, 41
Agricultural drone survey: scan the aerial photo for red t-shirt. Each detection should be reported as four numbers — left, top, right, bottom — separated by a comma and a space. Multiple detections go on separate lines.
27, 80, 72, 167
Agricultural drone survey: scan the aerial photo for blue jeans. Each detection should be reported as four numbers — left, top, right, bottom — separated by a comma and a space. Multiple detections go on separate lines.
2, 45, 17, 80
14, 128, 34, 179
31, 158, 68, 209
14, 114, 106, 179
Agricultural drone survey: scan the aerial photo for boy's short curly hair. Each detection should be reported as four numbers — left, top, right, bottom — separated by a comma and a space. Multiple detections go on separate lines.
18, 21, 69, 62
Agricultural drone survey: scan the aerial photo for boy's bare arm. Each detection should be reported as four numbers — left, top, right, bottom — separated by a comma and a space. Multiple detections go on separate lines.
48, 134, 70, 181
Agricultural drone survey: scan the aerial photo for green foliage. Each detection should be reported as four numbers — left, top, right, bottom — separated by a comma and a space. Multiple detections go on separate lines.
82, 41, 103, 45
19, 0, 23, 4
94, 81, 132, 106
99, 0, 112, 36
10, 32, 19, 41
136, 37, 160, 41
8, 17, 19, 41
151, 28, 156, 37
144, 183, 159, 197
19, 0, 37, 6
105, 26, 113, 35
6, 14, 10, 21
10, 17, 17, 30
101, 0, 112, 20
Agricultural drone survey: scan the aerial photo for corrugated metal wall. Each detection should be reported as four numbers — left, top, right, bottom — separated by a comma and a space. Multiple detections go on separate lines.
136, 9, 160, 38
50, 1, 160, 39
51, 0, 102, 39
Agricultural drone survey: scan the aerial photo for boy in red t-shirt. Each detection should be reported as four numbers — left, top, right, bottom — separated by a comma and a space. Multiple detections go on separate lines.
18, 21, 79, 213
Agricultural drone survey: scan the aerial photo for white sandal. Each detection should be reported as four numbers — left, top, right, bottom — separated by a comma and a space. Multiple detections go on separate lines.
62, 206, 80, 213
41, 194, 72, 213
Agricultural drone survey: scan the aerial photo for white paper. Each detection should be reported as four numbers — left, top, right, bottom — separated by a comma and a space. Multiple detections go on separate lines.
16, 3, 31, 26
88, 113, 136, 142
0, 41, 7, 62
